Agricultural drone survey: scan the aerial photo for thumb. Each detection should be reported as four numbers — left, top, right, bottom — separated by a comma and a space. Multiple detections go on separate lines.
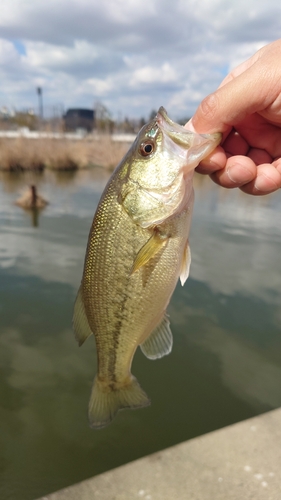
188, 57, 280, 134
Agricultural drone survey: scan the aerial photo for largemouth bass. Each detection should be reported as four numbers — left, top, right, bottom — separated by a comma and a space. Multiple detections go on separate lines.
73, 107, 221, 429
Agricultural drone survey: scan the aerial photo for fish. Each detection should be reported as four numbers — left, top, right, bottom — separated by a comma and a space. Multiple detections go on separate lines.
73, 107, 221, 429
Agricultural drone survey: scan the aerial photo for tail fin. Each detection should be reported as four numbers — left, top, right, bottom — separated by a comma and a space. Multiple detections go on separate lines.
88, 376, 150, 429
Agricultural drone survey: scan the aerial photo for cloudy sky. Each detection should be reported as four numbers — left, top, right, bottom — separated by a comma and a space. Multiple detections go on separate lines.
1, 0, 281, 121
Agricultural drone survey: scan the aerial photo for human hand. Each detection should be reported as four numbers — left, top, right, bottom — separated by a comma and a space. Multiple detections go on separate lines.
186, 39, 281, 195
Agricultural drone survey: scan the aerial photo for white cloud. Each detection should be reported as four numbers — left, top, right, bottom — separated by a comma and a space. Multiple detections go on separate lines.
130, 63, 178, 87
0, 0, 280, 118
0, 39, 20, 65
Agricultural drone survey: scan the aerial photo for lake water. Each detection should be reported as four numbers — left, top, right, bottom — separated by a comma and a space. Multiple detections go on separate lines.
0, 168, 280, 500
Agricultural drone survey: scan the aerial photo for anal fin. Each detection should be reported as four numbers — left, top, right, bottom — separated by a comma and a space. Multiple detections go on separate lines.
140, 314, 173, 360
73, 286, 93, 346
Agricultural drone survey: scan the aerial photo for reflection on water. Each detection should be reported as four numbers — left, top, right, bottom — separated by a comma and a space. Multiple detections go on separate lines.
0, 170, 280, 500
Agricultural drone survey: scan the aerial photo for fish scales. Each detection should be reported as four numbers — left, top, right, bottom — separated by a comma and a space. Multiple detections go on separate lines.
73, 107, 221, 428
83, 184, 190, 381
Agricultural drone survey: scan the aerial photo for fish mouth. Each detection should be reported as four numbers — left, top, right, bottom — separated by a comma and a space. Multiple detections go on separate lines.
156, 107, 194, 149
156, 106, 221, 150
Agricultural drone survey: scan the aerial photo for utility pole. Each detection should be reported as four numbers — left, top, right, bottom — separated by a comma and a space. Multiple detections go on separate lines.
37, 87, 43, 119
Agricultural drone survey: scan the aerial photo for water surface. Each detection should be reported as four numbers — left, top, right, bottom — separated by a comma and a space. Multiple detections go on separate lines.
0, 169, 280, 499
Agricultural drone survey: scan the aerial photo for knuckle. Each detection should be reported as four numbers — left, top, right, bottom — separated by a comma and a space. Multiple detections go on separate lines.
198, 92, 219, 121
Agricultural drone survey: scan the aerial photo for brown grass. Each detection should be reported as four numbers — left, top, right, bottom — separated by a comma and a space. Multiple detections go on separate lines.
0, 136, 129, 172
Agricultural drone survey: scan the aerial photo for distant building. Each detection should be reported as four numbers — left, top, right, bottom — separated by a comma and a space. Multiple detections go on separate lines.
63, 108, 95, 132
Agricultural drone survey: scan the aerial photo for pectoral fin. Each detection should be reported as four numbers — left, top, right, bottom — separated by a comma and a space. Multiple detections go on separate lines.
73, 287, 93, 346
180, 241, 191, 286
131, 230, 168, 274
140, 314, 173, 360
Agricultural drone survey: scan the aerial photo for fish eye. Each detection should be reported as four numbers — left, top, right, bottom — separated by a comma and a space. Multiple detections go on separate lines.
139, 141, 154, 157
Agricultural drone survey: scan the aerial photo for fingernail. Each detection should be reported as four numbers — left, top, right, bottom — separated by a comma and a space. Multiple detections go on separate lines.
199, 159, 221, 172
184, 119, 196, 132
254, 173, 279, 193
227, 164, 253, 184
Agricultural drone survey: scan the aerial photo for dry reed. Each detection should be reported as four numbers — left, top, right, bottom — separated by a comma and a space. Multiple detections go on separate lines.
0, 136, 129, 172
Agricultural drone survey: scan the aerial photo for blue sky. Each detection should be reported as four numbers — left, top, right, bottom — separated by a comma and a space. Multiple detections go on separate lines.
0, 0, 281, 121
12, 40, 26, 56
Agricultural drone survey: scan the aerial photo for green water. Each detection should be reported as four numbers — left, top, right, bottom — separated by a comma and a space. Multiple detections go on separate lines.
0, 169, 280, 500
